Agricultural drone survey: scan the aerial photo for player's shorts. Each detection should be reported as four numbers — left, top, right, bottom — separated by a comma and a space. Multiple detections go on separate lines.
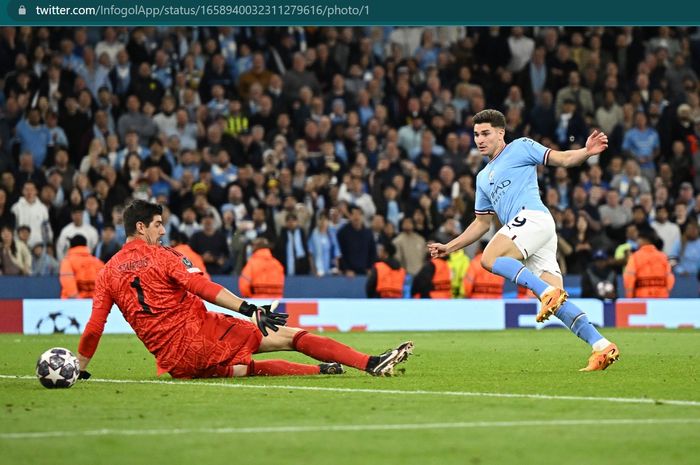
496, 209, 562, 278
169, 312, 262, 379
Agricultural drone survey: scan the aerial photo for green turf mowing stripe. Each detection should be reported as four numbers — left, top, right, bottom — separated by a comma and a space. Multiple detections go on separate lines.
3, 374, 700, 407
2, 418, 700, 440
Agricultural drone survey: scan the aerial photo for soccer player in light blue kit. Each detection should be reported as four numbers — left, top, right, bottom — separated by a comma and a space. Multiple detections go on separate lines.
428, 109, 619, 371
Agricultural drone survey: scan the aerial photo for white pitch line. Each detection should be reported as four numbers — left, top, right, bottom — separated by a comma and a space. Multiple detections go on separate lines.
2, 374, 700, 407
2, 418, 700, 440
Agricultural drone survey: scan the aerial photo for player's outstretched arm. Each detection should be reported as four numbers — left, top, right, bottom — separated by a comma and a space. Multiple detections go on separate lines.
547, 130, 609, 168
428, 214, 492, 258
76, 272, 112, 379
192, 278, 289, 336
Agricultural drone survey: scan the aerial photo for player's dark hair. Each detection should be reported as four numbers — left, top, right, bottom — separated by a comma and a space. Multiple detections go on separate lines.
124, 200, 163, 236
473, 109, 506, 128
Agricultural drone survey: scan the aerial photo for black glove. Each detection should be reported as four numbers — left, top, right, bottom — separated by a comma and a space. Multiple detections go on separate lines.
251, 304, 289, 337
239, 301, 282, 319
78, 370, 91, 380
238, 301, 256, 317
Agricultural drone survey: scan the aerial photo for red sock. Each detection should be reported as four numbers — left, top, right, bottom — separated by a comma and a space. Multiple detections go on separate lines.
292, 331, 370, 371
247, 360, 321, 376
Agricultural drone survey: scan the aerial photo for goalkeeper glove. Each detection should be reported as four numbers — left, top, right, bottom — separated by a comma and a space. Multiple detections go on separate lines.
78, 370, 91, 380
240, 300, 288, 336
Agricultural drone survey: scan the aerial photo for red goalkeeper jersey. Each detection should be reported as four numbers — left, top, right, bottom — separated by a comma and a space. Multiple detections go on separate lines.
78, 239, 211, 374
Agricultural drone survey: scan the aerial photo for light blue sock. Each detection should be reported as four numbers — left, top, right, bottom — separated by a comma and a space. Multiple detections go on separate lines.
492, 257, 549, 296
555, 301, 604, 346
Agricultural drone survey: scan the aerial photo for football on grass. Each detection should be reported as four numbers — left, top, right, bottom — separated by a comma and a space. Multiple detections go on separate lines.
36, 347, 80, 389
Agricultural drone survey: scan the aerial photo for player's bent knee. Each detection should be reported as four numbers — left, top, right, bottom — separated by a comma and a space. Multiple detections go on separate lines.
480, 254, 494, 271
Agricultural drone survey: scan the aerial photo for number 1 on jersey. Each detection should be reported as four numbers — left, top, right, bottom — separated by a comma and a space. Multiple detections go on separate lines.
130, 277, 152, 313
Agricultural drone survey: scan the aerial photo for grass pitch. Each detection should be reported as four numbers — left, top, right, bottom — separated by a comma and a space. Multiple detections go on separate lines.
1, 329, 699, 465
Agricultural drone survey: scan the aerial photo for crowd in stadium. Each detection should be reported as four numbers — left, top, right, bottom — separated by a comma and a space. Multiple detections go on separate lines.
0, 25, 699, 292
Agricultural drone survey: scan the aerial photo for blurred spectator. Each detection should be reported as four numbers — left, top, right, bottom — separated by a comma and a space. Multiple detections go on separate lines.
651, 205, 681, 257
15, 107, 51, 168
599, 189, 632, 239
398, 112, 424, 154
59, 234, 104, 298
337, 205, 376, 276
117, 95, 157, 145
507, 27, 535, 73
392, 217, 427, 276
670, 220, 700, 277
463, 242, 504, 299
0, 187, 15, 230
229, 206, 276, 274
555, 70, 594, 118
283, 52, 321, 101
56, 203, 99, 260
338, 174, 376, 223
410, 255, 452, 299
624, 230, 674, 298
446, 244, 470, 299
610, 158, 651, 197
554, 98, 587, 150
94, 223, 121, 263
189, 212, 228, 275
15, 151, 47, 188
622, 111, 660, 181
178, 206, 201, 239
366, 241, 406, 298
30, 243, 59, 276
581, 249, 618, 300
0, 224, 31, 275
274, 212, 311, 276
238, 52, 273, 100
239, 237, 285, 299
308, 211, 341, 277
11, 180, 51, 248
168, 229, 209, 280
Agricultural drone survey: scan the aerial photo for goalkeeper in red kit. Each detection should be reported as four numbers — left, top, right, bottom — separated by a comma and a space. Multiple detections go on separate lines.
77, 200, 413, 379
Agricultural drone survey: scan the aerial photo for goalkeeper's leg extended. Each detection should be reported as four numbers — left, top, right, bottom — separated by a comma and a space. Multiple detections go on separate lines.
258, 326, 413, 377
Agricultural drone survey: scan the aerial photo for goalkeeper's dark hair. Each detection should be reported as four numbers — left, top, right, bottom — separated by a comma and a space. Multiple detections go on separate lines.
124, 200, 163, 236
473, 109, 506, 128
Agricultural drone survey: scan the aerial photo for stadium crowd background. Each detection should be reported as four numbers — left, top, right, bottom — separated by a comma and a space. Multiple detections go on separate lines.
0, 25, 699, 292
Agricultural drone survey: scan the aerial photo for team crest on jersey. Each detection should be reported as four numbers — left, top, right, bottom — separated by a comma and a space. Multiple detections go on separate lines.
182, 257, 193, 268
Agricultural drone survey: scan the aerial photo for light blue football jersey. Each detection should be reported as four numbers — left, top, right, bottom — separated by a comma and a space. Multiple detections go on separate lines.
475, 137, 551, 224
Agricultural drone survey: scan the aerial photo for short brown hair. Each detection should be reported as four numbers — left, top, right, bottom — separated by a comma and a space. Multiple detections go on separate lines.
124, 200, 163, 236
473, 109, 506, 128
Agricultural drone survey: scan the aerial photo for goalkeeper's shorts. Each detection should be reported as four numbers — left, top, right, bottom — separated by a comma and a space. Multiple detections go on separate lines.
169, 312, 262, 378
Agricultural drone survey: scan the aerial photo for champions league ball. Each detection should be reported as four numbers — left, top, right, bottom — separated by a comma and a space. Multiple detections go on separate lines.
36, 347, 80, 389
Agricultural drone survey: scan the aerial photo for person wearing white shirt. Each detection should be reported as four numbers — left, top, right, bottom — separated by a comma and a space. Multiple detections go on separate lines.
56, 205, 99, 260
508, 27, 535, 73
10, 181, 51, 248
651, 205, 681, 257
338, 176, 376, 225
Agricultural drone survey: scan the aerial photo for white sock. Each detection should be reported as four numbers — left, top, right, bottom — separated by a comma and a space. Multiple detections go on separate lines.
592, 338, 611, 352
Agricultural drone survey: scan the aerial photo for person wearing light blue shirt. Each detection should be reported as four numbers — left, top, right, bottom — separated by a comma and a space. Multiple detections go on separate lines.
15, 110, 51, 168
309, 213, 341, 276
429, 109, 619, 372
622, 111, 660, 179
671, 221, 700, 277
